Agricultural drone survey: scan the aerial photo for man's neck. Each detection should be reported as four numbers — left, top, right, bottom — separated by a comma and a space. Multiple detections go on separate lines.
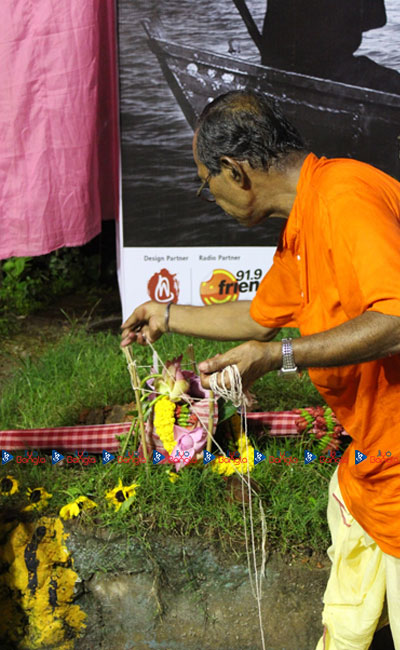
252, 152, 308, 219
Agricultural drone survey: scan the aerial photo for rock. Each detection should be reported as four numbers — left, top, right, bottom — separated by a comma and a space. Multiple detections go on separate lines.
65, 531, 330, 650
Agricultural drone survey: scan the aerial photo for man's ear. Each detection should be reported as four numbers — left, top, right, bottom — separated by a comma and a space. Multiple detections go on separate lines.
220, 156, 249, 188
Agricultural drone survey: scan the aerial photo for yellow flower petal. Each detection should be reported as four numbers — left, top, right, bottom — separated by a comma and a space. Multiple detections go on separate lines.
167, 470, 179, 483
59, 496, 97, 520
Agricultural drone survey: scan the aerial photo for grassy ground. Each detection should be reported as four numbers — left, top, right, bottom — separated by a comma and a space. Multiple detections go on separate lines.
0, 327, 324, 429
0, 325, 338, 556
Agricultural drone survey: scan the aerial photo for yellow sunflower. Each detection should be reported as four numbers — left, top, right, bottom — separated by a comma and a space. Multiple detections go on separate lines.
60, 495, 98, 520
24, 487, 52, 511
0, 475, 19, 495
105, 478, 139, 512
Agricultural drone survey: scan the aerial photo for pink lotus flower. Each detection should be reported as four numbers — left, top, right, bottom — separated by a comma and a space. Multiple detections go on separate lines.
153, 356, 190, 402
171, 425, 208, 471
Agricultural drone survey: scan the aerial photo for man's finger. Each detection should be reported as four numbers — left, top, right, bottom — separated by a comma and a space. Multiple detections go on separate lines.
199, 372, 211, 389
198, 353, 225, 374
121, 306, 145, 330
120, 332, 135, 347
200, 369, 233, 391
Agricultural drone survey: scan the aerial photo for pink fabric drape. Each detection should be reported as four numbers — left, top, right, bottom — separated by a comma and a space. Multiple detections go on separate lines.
0, 0, 119, 259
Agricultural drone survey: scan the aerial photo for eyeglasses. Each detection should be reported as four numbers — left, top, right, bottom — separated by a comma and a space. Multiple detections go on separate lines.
196, 174, 216, 203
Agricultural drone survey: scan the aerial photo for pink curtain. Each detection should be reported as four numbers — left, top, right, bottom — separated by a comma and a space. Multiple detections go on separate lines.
0, 0, 119, 259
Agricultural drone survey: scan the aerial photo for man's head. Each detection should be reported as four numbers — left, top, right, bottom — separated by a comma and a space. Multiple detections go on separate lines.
193, 90, 307, 225
195, 90, 305, 175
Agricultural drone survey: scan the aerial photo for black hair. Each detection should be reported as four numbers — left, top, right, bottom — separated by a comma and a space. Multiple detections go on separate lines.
196, 90, 306, 175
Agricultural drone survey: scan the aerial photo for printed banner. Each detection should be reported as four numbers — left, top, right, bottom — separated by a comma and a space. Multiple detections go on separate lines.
117, 0, 400, 318
118, 245, 275, 320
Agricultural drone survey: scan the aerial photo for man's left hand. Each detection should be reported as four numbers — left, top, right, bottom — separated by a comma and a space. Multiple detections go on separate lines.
198, 340, 281, 391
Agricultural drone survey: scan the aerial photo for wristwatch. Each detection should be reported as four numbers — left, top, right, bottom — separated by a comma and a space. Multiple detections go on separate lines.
278, 338, 298, 378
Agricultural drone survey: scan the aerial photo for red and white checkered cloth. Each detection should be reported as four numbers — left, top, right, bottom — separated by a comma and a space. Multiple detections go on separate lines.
0, 410, 333, 452
246, 411, 300, 436
0, 423, 131, 453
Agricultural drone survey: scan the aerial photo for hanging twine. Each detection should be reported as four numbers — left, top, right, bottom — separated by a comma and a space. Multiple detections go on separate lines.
123, 343, 267, 650
209, 365, 266, 650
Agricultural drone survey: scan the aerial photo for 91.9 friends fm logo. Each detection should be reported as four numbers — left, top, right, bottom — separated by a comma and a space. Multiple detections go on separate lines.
200, 268, 263, 305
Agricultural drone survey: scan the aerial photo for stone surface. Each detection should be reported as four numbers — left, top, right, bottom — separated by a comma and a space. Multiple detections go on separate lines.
65, 530, 331, 650
61, 530, 395, 650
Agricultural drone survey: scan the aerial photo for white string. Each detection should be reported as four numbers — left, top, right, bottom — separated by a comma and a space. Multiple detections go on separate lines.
209, 365, 243, 407
209, 365, 266, 649
124, 344, 266, 650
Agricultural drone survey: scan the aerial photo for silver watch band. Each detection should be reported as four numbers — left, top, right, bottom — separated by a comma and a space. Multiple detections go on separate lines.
279, 338, 298, 376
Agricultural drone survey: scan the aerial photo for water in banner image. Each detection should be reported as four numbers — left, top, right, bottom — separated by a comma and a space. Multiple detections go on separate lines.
119, 0, 400, 248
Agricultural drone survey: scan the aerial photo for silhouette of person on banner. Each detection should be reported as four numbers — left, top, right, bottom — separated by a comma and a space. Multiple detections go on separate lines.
261, 0, 400, 94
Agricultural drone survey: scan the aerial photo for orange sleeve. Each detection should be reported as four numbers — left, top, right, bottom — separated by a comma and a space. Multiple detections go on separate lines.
250, 249, 301, 328
328, 187, 400, 318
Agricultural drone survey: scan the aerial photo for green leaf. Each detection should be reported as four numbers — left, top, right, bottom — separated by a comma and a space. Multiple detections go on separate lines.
119, 494, 137, 514
218, 400, 238, 423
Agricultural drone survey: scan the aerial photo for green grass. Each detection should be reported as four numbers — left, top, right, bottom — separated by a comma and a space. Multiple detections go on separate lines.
0, 327, 323, 429
0, 326, 334, 555
1, 440, 334, 556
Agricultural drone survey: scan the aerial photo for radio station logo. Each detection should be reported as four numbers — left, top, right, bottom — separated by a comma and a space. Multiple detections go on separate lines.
147, 268, 179, 303
200, 269, 240, 305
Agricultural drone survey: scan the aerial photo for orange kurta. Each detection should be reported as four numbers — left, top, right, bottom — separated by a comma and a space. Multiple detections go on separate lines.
251, 153, 400, 557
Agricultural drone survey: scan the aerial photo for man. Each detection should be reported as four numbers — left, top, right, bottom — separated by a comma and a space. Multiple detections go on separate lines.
121, 91, 400, 649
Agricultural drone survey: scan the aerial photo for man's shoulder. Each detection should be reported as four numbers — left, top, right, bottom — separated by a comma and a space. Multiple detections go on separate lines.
310, 156, 388, 193
300, 156, 400, 216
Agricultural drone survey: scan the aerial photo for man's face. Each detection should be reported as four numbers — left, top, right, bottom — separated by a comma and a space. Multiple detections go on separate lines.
193, 134, 257, 226
192, 133, 283, 227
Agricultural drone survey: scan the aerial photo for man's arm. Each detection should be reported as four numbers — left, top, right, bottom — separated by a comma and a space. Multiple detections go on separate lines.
291, 311, 400, 367
120, 300, 279, 346
199, 311, 400, 389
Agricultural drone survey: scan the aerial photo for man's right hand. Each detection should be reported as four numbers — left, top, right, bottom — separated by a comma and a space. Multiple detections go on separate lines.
121, 301, 167, 346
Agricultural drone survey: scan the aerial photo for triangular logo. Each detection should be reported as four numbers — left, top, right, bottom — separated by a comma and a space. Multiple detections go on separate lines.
355, 450, 367, 465
153, 450, 165, 465
254, 449, 266, 465
1, 450, 13, 465
52, 449, 64, 465
102, 450, 115, 465
304, 450, 317, 465
203, 450, 216, 465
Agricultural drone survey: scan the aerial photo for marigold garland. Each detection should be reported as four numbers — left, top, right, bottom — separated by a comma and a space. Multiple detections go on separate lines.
213, 434, 256, 476
153, 396, 176, 455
